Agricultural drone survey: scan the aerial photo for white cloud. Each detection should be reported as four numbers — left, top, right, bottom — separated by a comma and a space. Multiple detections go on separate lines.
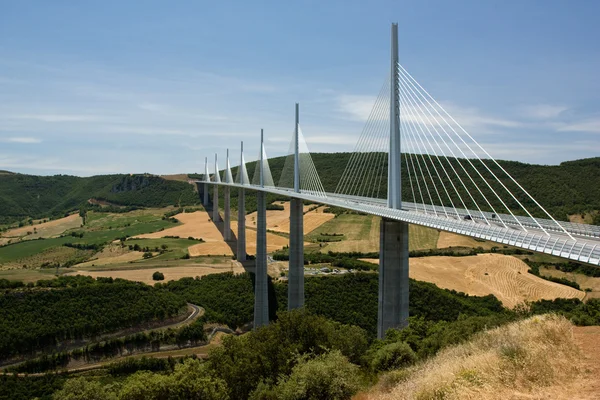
558, 118, 600, 133
6, 137, 42, 144
336, 94, 379, 121
520, 104, 569, 119
10, 114, 99, 122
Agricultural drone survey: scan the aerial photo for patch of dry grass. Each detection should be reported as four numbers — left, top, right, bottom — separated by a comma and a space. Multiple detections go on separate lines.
368, 315, 581, 400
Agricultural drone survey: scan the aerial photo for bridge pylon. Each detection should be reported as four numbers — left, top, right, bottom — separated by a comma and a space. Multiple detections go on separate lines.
288, 103, 304, 310
203, 157, 209, 206
254, 129, 269, 328
223, 149, 232, 241
213, 154, 221, 222
378, 22, 409, 339
237, 141, 247, 262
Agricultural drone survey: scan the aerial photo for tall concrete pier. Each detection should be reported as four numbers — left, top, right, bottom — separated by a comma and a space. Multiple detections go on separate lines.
203, 157, 209, 206
377, 22, 409, 338
213, 154, 221, 222
237, 142, 246, 262
288, 103, 304, 310
254, 129, 269, 328
223, 149, 232, 241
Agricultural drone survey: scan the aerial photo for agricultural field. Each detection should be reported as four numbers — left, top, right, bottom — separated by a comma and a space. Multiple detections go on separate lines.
306, 213, 439, 253
361, 253, 585, 308
541, 266, 600, 299
245, 201, 335, 234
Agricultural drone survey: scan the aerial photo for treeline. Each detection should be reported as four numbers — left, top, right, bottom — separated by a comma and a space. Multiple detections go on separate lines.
0, 276, 186, 360
271, 247, 534, 263
7, 319, 206, 374
0, 173, 199, 224
160, 271, 504, 337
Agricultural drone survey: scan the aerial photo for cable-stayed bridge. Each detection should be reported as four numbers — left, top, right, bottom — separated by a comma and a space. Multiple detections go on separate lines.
198, 24, 600, 338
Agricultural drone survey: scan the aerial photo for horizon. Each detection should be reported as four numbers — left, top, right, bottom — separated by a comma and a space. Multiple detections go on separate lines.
1, 1, 599, 176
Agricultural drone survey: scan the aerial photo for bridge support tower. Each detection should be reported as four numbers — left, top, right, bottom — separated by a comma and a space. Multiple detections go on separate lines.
254, 129, 269, 328
223, 150, 232, 241
203, 157, 209, 206
288, 103, 304, 310
212, 154, 220, 222
237, 142, 247, 262
378, 23, 409, 338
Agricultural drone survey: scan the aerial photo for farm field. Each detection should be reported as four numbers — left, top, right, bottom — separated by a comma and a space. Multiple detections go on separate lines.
436, 230, 497, 250
541, 266, 600, 299
0, 214, 82, 244
245, 201, 335, 234
67, 261, 242, 285
307, 213, 439, 253
361, 253, 585, 307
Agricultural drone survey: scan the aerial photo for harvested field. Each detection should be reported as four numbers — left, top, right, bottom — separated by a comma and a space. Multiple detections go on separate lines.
67, 262, 242, 285
246, 201, 335, 234
135, 211, 219, 241
437, 231, 496, 249
361, 254, 584, 308
76, 247, 144, 267
1, 214, 82, 241
541, 266, 600, 299
135, 209, 290, 257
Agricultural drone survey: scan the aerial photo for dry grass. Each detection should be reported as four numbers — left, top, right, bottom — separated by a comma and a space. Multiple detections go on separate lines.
360, 254, 584, 308
0, 214, 82, 242
367, 315, 582, 400
245, 201, 335, 234
437, 231, 497, 250
541, 266, 600, 299
66, 262, 242, 285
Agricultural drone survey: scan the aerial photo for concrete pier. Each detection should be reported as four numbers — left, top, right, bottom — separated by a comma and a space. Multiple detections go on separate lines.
288, 197, 304, 309
223, 187, 231, 240
237, 188, 246, 261
377, 218, 409, 338
212, 185, 220, 222
254, 191, 269, 327
203, 183, 209, 206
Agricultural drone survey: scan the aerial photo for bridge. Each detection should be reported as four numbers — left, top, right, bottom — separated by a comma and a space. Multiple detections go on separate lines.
197, 24, 600, 338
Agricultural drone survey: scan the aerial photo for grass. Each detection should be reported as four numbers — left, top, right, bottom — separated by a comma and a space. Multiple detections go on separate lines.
0, 268, 62, 283
0, 210, 177, 265
125, 238, 203, 261
86, 208, 172, 230
306, 214, 374, 241
368, 315, 581, 400
408, 225, 439, 251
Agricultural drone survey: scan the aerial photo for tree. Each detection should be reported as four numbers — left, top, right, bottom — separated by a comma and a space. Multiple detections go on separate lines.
153, 271, 165, 281
52, 377, 117, 400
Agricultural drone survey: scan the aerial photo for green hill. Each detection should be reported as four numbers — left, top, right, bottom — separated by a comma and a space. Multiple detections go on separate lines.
0, 173, 199, 224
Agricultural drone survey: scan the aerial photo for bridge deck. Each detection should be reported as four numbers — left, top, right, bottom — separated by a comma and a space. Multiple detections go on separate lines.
199, 181, 600, 267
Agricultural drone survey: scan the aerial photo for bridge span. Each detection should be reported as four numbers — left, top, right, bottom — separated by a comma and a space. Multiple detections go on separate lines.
196, 23, 600, 338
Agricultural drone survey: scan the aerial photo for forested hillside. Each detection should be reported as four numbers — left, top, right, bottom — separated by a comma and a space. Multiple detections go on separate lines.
218, 154, 600, 221
0, 173, 199, 224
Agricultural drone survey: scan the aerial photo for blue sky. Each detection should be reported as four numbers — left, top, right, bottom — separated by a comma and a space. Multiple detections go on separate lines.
0, 0, 599, 176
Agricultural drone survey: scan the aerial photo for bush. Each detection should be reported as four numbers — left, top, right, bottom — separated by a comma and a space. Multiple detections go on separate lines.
369, 341, 416, 372
152, 271, 165, 281
143, 252, 153, 259
250, 350, 361, 400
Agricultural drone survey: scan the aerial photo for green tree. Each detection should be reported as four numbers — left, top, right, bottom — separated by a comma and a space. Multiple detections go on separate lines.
53, 377, 117, 400
251, 351, 361, 400
153, 271, 165, 281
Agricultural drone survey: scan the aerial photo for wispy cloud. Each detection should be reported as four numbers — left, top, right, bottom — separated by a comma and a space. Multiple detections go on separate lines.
520, 104, 569, 119
10, 114, 100, 122
557, 118, 600, 133
6, 137, 42, 144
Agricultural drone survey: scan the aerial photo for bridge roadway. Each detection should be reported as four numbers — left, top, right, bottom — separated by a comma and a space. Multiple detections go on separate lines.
200, 181, 600, 267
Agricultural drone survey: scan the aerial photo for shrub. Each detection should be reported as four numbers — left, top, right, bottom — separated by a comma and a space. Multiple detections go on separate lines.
369, 341, 416, 372
152, 271, 165, 281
